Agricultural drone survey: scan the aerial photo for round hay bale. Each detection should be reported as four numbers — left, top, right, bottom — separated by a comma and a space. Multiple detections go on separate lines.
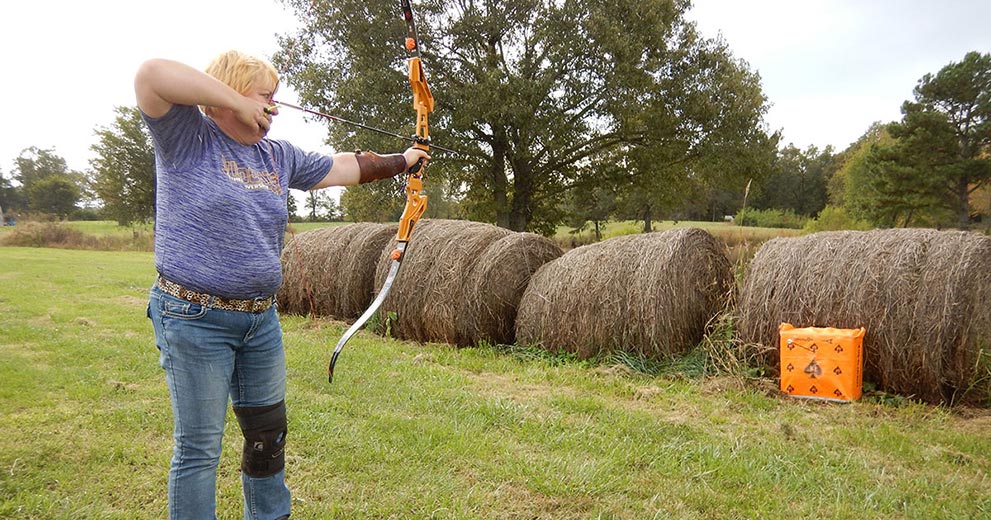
515, 228, 734, 359
373, 219, 514, 344
279, 228, 329, 315
464, 233, 565, 344
737, 228, 991, 405
279, 223, 397, 318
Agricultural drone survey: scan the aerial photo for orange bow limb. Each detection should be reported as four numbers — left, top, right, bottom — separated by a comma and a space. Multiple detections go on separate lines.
396, 174, 427, 242
408, 56, 433, 148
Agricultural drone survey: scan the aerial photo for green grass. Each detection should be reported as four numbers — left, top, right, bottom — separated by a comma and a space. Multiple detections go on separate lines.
286, 221, 348, 233
65, 221, 155, 236
2, 248, 991, 519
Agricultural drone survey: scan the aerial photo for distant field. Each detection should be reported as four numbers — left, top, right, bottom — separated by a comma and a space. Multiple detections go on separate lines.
555, 220, 800, 245
67, 220, 155, 236
286, 221, 348, 233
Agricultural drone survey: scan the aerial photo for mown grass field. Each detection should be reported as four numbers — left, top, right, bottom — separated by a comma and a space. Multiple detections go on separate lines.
554, 219, 799, 243
1, 244, 990, 519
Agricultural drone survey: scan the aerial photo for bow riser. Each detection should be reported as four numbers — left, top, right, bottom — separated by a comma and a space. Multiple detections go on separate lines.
409, 57, 434, 145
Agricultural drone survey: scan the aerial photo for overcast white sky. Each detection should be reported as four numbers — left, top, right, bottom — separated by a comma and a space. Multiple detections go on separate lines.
1, 0, 989, 177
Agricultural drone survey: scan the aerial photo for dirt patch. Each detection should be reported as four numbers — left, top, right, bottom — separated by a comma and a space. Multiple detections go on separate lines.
465, 371, 569, 404
116, 295, 147, 307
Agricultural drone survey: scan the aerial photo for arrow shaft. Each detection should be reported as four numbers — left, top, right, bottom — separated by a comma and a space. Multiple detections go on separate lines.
274, 100, 460, 155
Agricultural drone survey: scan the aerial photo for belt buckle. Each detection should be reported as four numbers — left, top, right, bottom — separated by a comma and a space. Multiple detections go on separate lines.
250, 296, 271, 313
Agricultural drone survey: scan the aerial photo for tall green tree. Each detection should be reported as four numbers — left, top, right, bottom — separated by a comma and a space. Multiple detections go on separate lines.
14, 147, 68, 193
303, 190, 342, 221
563, 183, 617, 240
0, 168, 25, 218
889, 51, 991, 229
274, 0, 773, 233
613, 31, 777, 232
827, 122, 888, 207
751, 144, 834, 217
840, 123, 951, 228
13, 147, 81, 217
848, 140, 950, 228
287, 192, 299, 221
340, 182, 404, 222
28, 176, 80, 219
89, 106, 156, 226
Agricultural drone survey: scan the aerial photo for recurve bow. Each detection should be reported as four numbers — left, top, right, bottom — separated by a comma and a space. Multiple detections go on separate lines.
328, 0, 432, 383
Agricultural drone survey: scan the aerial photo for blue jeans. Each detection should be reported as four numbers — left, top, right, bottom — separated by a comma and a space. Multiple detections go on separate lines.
148, 285, 291, 520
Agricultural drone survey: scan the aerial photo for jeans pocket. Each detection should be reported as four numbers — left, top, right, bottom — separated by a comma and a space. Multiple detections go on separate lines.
160, 294, 209, 320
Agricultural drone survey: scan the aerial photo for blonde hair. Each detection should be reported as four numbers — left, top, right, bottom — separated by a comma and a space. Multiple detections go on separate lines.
203, 50, 279, 114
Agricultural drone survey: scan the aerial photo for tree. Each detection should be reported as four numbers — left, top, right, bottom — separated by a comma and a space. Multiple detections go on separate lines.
853, 142, 951, 227
839, 123, 952, 228
274, 0, 773, 232
751, 144, 834, 217
28, 176, 79, 219
304, 191, 322, 220
13, 147, 81, 216
287, 191, 299, 221
0, 168, 25, 218
612, 30, 777, 232
613, 158, 687, 232
563, 183, 617, 241
827, 122, 887, 207
889, 51, 991, 229
339, 182, 404, 222
14, 147, 67, 192
89, 106, 156, 226
303, 190, 342, 221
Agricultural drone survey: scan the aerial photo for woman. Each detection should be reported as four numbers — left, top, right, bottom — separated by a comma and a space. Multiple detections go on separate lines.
136, 50, 428, 520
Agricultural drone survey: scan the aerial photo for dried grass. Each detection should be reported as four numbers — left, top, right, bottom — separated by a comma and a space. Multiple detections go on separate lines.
373, 219, 563, 346
737, 228, 991, 405
279, 223, 397, 318
515, 228, 734, 359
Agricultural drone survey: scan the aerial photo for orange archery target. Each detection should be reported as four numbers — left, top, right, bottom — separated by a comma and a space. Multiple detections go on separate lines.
779, 323, 865, 402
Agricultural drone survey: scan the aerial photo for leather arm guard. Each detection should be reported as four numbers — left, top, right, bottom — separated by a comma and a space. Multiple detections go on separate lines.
355, 150, 407, 184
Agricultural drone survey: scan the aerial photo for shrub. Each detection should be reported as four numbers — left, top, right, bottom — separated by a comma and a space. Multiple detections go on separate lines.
734, 208, 808, 229
802, 205, 872, 232
0, 221, 153, 251
0, 222, 87, 247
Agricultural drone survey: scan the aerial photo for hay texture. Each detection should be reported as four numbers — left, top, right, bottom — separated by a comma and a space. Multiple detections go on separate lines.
373, 219, 563, 346
279, 223, 397, 319
515, 228, 734, 359
738, 229, 991, 405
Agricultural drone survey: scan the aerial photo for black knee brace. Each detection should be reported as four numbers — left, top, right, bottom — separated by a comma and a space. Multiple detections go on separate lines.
233, 400, 287, 478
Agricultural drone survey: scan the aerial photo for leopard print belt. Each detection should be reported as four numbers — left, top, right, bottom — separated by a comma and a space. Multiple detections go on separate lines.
156, 276, 275, 314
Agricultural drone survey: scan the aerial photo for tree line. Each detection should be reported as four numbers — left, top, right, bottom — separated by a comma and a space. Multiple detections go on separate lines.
1, 0, 987, 234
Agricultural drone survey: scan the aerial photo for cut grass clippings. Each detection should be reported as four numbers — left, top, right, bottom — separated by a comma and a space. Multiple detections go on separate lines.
0, 247, 989, 519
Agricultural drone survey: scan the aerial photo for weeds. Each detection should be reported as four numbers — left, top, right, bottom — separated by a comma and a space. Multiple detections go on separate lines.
0, 221, 153, 251
700, 311, 774, 379
365, 310, 398, 337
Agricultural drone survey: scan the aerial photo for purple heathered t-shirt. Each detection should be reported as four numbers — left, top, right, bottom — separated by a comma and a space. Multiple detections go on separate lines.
142, 104, 332, 299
